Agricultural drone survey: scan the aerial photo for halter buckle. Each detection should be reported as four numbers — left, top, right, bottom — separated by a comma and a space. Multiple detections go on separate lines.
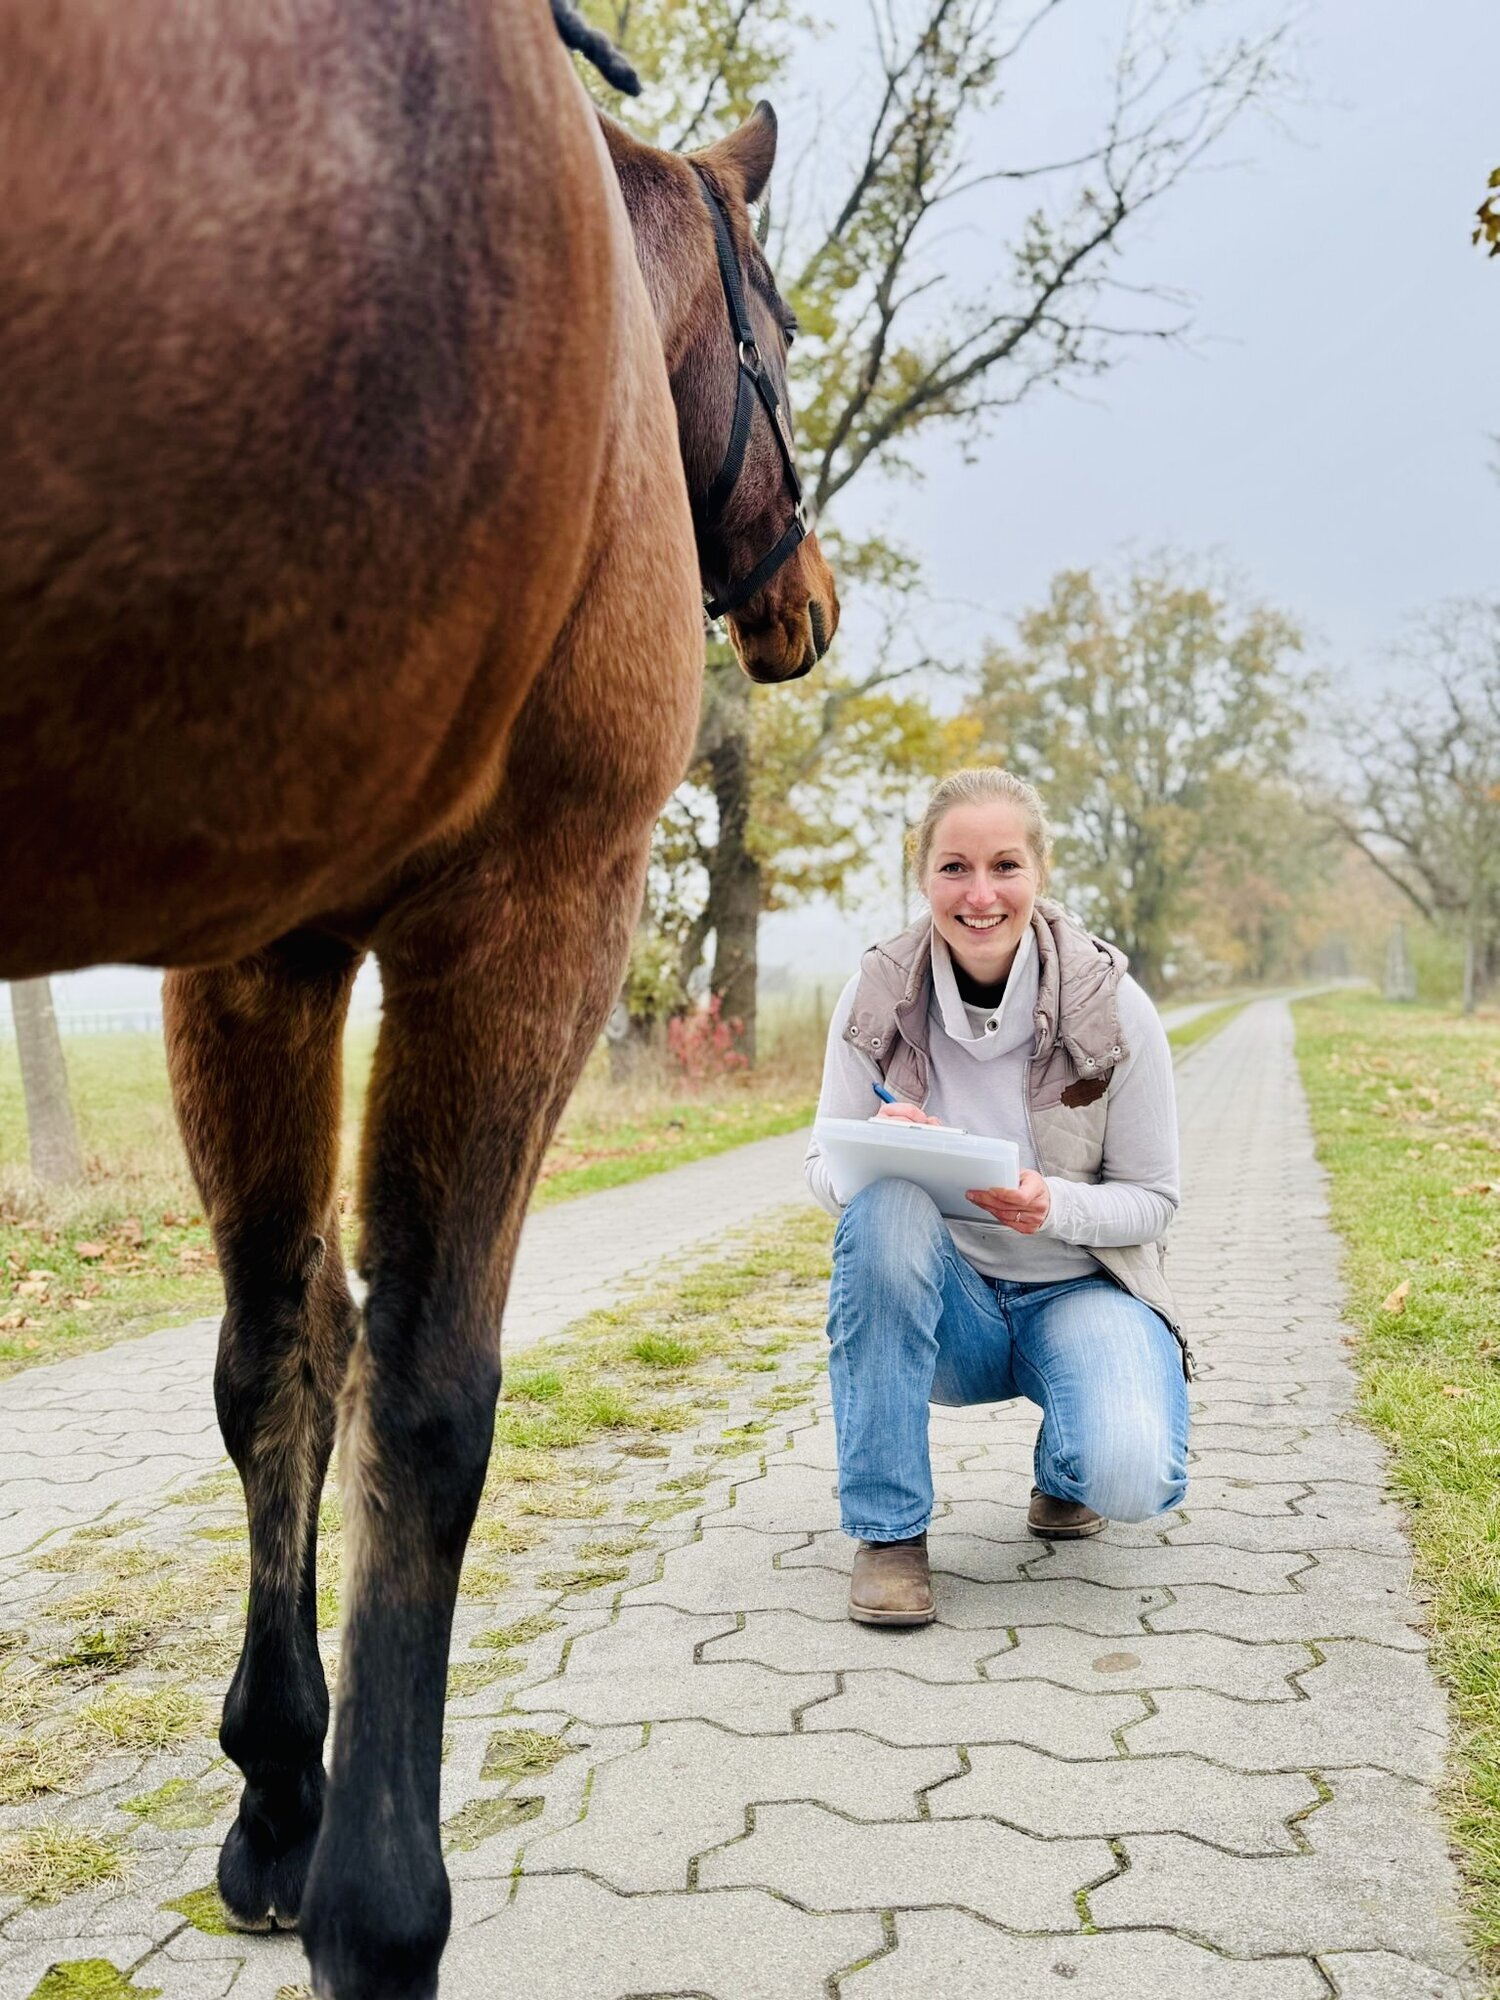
738, 338, 762, 374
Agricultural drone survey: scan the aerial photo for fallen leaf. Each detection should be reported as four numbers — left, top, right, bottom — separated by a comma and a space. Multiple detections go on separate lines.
74, 1241, 108, 1260
116, 1216, 144, 1246
160, 1210, 182, 1228
15, 1279, 49, 1298
1382, 1280, 1412, 1314
1442, 1384, 1470, 1398
0, 1312, 23, 1331
1452, 1183, 1495, 1197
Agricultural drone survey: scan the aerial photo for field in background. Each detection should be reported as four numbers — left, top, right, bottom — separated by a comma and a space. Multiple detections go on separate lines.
1295, 990, 1500, 1969
0, 994, 829, 1377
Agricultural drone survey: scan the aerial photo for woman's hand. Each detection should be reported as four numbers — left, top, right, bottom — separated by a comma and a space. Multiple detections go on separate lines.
965, 1169, 1052, 1234
874, 1102, 947, 1128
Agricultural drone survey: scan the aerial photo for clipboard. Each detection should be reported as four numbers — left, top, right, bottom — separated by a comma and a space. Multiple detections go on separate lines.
813, 1115, 1021, 1220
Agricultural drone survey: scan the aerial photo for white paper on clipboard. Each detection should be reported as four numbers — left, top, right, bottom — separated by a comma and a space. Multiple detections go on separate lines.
813, 1116, 1021, 1221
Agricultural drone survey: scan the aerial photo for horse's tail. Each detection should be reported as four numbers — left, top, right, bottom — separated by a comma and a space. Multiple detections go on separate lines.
549, 1, 641, 95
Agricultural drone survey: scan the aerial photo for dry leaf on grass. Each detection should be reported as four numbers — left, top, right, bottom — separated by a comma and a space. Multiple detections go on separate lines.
1451, 1183, 1495, 1197
1442, 1385, 1470, 1398
1382, 1280, 1413, 1314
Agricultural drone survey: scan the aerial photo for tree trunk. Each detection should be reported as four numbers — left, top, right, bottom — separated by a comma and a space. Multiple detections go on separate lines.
10, 978, 84, 1183
706, 668, 759, 1065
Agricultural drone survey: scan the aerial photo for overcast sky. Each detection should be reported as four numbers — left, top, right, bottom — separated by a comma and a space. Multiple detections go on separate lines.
16, 0, 1496, 1015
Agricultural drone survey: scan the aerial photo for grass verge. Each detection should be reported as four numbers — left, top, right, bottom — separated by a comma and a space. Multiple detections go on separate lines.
1294, 988, 1500, 1970
1165, 1000, 1246, 1057
0, 1017, 817, 1376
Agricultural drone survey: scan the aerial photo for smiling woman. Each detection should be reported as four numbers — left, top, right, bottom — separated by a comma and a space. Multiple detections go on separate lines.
803, 766, 1189, 1628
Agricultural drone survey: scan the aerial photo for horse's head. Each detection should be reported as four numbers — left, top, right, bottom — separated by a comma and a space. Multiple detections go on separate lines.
605, 104, 839, 684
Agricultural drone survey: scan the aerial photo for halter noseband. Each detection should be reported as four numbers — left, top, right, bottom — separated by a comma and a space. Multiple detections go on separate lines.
691, 168, 807, 624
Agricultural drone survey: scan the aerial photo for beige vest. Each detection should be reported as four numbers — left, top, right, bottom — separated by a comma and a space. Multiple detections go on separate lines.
845, 899, 1189, 1372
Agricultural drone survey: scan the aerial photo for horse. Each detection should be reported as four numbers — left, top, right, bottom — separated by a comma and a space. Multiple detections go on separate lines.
0, 0, 838, 1991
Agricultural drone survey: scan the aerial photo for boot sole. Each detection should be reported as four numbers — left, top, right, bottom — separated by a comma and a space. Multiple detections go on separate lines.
848, 1601, 937, 1626
1026, 1516, 1107, 1540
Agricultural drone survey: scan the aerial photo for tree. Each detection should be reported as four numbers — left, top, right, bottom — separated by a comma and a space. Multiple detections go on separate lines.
972, 559, 1308, 995
1330, 602, 1500, 1014
643, 635, 980, 1059
9, 979, 84, 1184
1475, 167, 1500, 258
578, 0, 1291, 1049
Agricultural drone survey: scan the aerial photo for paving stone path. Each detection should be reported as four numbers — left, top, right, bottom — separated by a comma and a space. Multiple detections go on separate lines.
0, 999, 1485, 1998
0, 1131, 812, 1560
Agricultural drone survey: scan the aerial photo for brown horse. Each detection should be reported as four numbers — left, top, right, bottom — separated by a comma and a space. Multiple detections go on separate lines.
0, 1, 837, 1992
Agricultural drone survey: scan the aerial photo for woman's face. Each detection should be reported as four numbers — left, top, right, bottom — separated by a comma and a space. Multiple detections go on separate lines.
924, 801, 1040, 984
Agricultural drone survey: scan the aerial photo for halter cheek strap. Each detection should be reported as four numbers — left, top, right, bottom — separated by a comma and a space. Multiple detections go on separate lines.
691, 170, 807, 623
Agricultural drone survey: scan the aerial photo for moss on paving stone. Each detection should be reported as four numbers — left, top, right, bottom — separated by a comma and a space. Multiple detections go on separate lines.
121, 1776, 233, 1830
27, 1964, 161, 2000
163, 1884, 236, 1935
480, 1729, 571, 1784
48, 1624, 152, 1677
537, 1563, 630, 1593
442, 1794, 543, 1852
447, 1660, 509, 1698
472, 1613, 559, 1655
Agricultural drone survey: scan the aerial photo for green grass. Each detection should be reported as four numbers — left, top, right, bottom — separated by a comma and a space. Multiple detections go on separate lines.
1294, 989, 1500, 1971
0, 1827, 128, 1904
0, 1021, 816, 1378
1165, 1000, 1246, 1056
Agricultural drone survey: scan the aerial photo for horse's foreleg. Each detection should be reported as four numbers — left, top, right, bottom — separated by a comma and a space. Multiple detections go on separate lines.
164, 938, 360, 1930
298, 822, 664, 1999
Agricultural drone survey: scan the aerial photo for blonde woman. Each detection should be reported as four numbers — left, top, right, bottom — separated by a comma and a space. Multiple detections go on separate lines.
805, 768, 1189, 1625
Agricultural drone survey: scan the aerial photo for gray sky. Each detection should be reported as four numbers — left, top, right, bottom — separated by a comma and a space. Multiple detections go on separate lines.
14, 0, 1495, 1012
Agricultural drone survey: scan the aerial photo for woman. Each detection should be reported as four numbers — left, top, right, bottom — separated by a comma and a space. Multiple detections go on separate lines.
805, 767, 1189, 1626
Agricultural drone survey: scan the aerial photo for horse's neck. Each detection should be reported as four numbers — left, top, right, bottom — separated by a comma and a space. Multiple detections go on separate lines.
598, 116, 701, 368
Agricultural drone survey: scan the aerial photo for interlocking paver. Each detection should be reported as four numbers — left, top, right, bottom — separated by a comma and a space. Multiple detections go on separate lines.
442, 1875, 880, 2000
1317, 1953, 1473, 1998
978, 1623, 1315, 1699
801, 1667, 1146, 1755
1126, 1639, 1451, 1778
523, 1721, 958, 1889
508, 1605, 836, 1730
844, 1909, 1329, 1998
925, 1741, 1318, 1849
1091, 1769, 1468, 1967
697, 1799, 1109, 1928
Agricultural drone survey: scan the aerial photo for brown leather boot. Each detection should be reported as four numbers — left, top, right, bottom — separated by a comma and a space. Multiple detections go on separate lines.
1027, 1488, 1106, 1540
848, 1534, 935, 1626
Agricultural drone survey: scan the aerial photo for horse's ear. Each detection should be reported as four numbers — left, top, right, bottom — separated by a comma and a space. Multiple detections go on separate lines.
700, 100, 778, 207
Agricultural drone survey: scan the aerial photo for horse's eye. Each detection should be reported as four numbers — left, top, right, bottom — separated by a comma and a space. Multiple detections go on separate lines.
782, 318, 799, 348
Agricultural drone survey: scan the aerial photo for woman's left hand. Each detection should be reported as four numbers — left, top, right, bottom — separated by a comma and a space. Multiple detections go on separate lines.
966, 1169, 1051, 1234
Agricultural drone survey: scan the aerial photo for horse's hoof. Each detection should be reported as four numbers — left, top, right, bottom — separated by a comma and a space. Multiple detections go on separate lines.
218, 1813, 317, 1933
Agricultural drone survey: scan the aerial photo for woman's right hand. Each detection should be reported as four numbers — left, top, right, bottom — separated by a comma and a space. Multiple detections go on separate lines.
875, 1101, 947, 1127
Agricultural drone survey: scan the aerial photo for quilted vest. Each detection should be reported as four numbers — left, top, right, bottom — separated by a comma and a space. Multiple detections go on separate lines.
843, 899, 1189, 1371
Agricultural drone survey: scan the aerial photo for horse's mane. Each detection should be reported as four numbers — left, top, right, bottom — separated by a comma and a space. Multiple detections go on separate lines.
550, 1, 641, 96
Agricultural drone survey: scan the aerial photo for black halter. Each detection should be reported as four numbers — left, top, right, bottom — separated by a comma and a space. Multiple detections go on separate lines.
691, 169, 807, 624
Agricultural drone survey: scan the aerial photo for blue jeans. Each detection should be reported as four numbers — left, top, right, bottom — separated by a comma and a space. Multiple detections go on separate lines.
826, 1178, 1189, 1541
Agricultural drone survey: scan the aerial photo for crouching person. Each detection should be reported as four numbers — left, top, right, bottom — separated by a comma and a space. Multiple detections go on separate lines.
805, 768, 1190, 1626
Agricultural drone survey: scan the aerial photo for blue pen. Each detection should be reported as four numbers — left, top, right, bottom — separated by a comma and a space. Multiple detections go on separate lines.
871, 1082, 898, 1105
